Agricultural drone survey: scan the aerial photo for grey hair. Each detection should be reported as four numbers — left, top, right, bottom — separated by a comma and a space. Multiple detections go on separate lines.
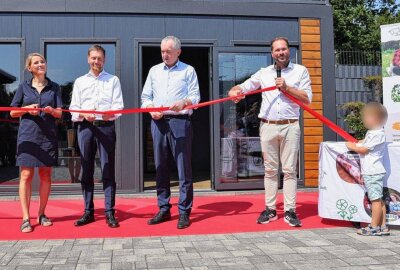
161, 36, 181, 50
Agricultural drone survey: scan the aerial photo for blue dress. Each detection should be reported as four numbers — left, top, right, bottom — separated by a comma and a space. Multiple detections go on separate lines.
10, 78, 62, 167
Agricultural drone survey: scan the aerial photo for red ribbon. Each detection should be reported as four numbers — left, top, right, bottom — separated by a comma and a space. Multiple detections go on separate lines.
0, 85, 357, 142
282, 92, 357, 142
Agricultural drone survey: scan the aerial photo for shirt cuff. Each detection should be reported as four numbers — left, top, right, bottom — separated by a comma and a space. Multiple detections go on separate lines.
141, 100, 153, 108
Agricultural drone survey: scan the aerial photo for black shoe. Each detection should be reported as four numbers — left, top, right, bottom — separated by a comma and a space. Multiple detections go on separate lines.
257, 207, 277, 224
177, 213, 190, 229
74, 212, 95, 227
284, 209, 302, 227
147, 211, 171, 225
105, 212, 119, 228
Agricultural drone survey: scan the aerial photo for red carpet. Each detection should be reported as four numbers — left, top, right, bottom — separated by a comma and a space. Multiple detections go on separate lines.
0, 192, 350, 240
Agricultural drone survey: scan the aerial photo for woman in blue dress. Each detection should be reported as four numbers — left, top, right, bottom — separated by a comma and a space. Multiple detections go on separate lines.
10, 53, 62, 233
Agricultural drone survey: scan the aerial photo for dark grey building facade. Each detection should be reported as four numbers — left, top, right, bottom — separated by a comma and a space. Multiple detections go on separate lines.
0, 0, 335, 195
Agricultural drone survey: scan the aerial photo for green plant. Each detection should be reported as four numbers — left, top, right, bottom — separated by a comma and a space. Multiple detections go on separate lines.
362, 75, 383, 102
340, 102, 367, 140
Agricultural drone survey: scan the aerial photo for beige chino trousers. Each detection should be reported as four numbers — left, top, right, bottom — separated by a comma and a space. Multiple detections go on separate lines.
259, 121, 301, 211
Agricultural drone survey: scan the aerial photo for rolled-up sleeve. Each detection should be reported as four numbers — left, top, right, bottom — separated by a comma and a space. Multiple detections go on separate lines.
299, 68, 312, 103
239, 69, 262, 93
141, 69, 154, 108
69, 80, 83, 122
186, 67, 200, 105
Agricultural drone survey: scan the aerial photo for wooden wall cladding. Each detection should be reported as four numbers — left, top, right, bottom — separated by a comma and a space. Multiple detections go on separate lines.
300, 18, 322, 187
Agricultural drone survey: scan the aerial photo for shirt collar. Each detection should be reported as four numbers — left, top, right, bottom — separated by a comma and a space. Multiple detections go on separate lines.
273, 61, 294, 71
87, 69, 107, 78
27, 77, 53, 88
163, 60, 180, 70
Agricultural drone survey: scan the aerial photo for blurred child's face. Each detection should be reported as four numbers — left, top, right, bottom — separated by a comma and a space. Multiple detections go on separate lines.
362, 112, 382, 129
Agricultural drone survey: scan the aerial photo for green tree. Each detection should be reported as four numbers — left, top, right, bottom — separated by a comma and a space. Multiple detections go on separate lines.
331, 0, 400, 51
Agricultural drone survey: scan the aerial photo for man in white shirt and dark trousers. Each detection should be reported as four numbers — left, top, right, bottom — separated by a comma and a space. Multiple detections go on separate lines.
228, 37, 312, 227
69, 45, 124, 228
141, 36, 200, 229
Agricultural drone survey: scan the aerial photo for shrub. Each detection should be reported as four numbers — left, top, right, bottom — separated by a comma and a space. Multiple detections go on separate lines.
340, 102, 367, 140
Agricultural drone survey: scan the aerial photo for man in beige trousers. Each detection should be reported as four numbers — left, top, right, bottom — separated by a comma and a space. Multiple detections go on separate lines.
228, 37, 312, 227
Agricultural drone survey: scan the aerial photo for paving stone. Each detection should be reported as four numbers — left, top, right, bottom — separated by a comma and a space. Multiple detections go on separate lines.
342, 257, 381, 266
269, 253, 304, 262
293, 246, 325, 253
0, 227, 398, 270
112, 255, 145, 263
255, 242, 294, 255
199, 251, 232, 258
368, 264, 400, 270
254, 262, 294, 269
42, 258, 68, 265
230, 250, 255, 257
134, 248, 166, 255
180, 258, 217, 267
288, 258, 349, 269
75, 239, 104, 245
146, 254, 183, 269
215, 257, 252, 267
8, 257, 45, 266
111, 262, 134, 270
76, 263, 112, 270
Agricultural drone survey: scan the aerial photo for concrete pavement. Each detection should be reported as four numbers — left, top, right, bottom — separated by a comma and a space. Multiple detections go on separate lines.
0, 227, 399, 269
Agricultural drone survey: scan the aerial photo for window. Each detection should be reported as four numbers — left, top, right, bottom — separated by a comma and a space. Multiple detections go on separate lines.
44, 42, 116, 185
0, 43, 22, 186
218, 47, 298, 185
219, 52, 271, 183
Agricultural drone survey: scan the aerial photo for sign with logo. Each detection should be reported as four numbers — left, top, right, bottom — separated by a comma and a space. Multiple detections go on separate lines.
318, 142, 400, 224
381, 23, 400, 142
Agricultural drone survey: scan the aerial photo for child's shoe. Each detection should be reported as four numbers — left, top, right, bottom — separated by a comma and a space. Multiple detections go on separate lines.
357, 225, 381, 236
380, 225, 390, 236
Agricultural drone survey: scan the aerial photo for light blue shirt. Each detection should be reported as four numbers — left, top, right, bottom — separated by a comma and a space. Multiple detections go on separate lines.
141, 60, 200, 115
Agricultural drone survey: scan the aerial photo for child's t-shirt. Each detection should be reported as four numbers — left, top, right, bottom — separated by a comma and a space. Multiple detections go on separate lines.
357, 128, 386, 175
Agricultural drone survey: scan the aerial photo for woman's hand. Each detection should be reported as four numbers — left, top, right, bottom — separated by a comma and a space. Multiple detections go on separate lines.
25, 104, 39, 116
43, 106, 54, 114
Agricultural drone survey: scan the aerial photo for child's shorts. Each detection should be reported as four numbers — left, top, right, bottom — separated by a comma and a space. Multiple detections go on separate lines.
363, 173, 385, 201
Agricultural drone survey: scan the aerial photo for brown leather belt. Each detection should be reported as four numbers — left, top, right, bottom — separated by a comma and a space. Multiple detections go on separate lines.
260, 119, 298, 125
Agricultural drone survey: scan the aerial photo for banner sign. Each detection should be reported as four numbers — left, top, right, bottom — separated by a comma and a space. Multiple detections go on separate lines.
318, 142, 400, 224
381, 23, 400, 142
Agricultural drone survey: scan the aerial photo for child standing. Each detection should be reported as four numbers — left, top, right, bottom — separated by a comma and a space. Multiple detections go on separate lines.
346, 102, 389, 236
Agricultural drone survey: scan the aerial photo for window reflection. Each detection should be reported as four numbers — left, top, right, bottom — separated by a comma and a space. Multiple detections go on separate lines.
45, 43, 116, 184
219, 52, 271, 183
219, 49, 298, 184
0, 44, 20, 185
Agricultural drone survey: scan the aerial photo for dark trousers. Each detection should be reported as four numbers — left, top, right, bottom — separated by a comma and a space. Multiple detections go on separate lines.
151, 117, 193, 215
77, 121, 116, 214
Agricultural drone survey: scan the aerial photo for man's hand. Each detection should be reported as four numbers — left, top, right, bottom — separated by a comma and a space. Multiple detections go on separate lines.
25, 104, 39, 116
147, 104, 163, 120
169, 99, 187, 112
102, 114, 115, 121
81, 113, 96, 122
275, 77, 287, 91
228, 86, 244, 103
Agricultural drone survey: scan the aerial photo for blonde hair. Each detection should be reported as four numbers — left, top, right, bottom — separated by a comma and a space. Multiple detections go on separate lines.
25, 53, 46, 70
362, 102, 388, 125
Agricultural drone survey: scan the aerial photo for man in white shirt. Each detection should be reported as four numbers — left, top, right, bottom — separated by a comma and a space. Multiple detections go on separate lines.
228, 37, 312, 227
141, 36, 200, 229
69, 45, 124, 228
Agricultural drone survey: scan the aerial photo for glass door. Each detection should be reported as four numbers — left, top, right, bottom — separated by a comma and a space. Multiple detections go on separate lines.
213, 47, 271, 190
212, 46, 299, 190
